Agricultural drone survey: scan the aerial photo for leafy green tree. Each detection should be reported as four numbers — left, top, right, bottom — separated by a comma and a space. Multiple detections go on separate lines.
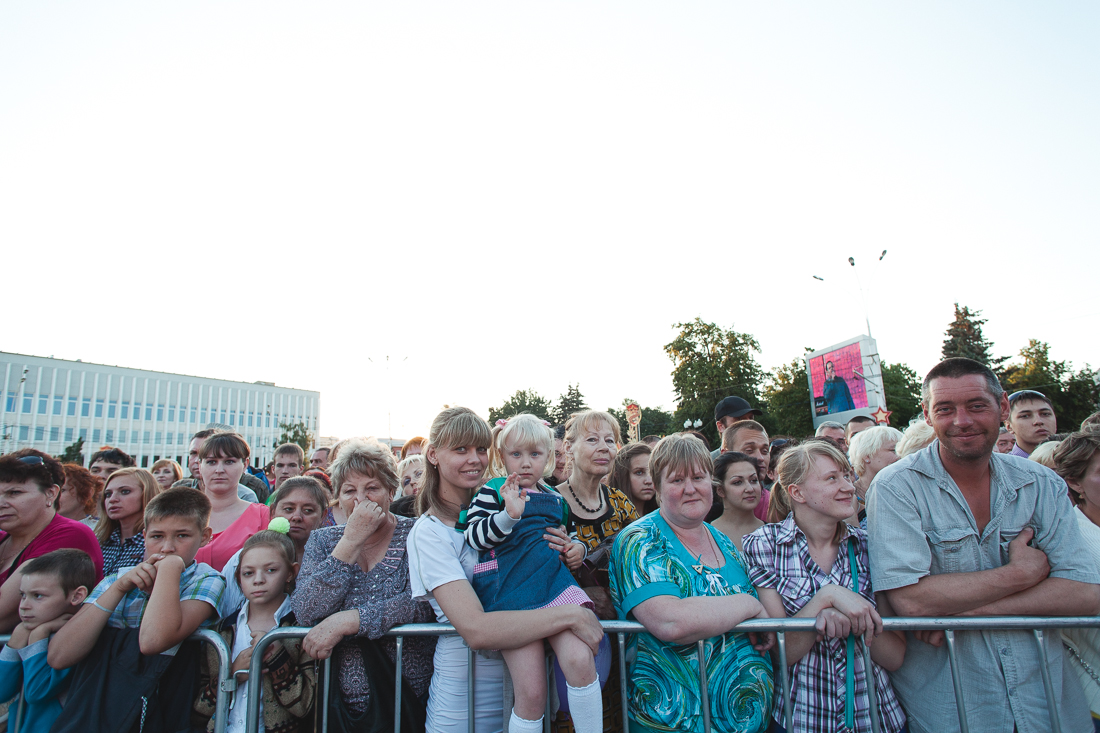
942, 303, 1003, 367
607, 399, 674, 441
57, 437, 85, 464
551, 384, 589, 425
664, 318, 767, 448
1000, 340, 1099, 429
762, 353, 814, 438
488, 389, 554, 425
274, 422, 314, 454
881, 362, 923, 427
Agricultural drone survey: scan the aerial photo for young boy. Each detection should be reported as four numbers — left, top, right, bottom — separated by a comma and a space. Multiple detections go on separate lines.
47, 487, 226, 667
0, 549, 96, 733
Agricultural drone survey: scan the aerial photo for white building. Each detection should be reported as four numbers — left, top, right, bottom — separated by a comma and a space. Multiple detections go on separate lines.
0, 352, 319, 469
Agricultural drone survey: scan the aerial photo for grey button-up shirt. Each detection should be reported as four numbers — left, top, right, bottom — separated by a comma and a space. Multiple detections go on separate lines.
866, 441, 1099, 733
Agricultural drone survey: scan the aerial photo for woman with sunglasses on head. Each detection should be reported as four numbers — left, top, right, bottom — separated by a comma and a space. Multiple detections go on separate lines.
0, 450, 103, 632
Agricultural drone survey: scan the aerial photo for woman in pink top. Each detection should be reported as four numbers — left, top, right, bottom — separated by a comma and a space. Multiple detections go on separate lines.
0, 449, 103, 632
193, 433, 269, 571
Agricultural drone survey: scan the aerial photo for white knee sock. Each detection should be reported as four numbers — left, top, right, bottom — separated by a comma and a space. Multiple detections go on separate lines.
509, 708, 544, 733
566, 680, 603, 733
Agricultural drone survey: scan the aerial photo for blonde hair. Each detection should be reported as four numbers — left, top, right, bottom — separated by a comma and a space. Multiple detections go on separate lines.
95, 468, 163, 545
650, 433, 713, 493
488, 414, 555, 478
329, 438, 400, 497
395, 454, 425, 499
1028, 441, 1061, 470
848, 426, 903, 477
563, 410, 622, 456
773, 441, 852, 543
416, 407, 492, 517
896, 418, 936, 458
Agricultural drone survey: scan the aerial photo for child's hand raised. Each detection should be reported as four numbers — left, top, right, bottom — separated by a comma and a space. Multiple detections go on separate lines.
501, 473, 528, 520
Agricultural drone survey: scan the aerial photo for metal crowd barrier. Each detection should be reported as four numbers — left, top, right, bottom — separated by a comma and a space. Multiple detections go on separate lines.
244, 616, 1100, 733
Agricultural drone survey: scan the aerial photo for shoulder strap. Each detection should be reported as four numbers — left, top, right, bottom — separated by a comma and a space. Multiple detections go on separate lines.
845, 536, 859, 731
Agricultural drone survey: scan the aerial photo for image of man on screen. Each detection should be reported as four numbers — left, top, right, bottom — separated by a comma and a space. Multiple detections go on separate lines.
823, 359, 855, 413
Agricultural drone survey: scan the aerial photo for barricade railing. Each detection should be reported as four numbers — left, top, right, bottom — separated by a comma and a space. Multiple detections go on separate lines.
245, 616, 1100, 733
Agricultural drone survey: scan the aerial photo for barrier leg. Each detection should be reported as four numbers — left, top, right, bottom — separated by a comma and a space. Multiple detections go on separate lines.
544, 654, 552, 733
1032, 629, 1063, 733
944, 629, 969, 733
777, 631, 792, 731
618, 633, 629, 733
468, 645, 475, 733
322, 656, 332, 733
861, 641, 881, 733
13, 693, 24, 733
394, 636, 404, 733
696, 640, 711, 733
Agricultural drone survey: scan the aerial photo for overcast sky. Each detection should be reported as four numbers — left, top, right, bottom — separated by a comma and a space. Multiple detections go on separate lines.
2, 1, 1096, 439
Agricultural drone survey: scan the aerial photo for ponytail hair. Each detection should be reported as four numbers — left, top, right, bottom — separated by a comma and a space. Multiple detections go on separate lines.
487, 414, 555, 479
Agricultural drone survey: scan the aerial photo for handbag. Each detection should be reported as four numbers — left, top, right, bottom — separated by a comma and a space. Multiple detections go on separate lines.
319, 637, 426, 733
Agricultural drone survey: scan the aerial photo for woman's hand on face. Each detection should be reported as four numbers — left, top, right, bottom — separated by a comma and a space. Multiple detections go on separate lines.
302, 610, 359, 660
823, 585, 882, 644
501, 474, 527, 520
344, 498, 389, 544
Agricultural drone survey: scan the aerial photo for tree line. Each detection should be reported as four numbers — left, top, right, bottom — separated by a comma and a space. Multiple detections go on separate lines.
488, 305, 1099, 447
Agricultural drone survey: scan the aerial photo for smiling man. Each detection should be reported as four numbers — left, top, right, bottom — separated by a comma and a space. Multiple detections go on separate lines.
1006, 389, 1058, 458
866, 357, 1100, 733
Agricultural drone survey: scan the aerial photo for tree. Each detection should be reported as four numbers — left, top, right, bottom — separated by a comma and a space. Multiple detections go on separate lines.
608, 399, 674, 441
274, 421, 313, 454
881, 362, 923, 428
551, 384, 589, 425
942, 303, 1000, 366
664, 318, 767, 448
762, 353, 814, 438
57, 437, 85, 464
488, 389, 554, 425
1000, 340, 1099, 429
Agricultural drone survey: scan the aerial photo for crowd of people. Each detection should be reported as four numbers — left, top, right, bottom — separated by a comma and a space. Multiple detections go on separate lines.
0, 355, 1099, 732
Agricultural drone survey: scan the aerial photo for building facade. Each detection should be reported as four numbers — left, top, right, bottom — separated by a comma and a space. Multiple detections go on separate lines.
0, 352, 319, 469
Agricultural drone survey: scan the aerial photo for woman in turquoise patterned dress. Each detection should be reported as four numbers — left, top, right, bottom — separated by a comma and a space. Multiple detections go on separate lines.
610, 433, 774, 733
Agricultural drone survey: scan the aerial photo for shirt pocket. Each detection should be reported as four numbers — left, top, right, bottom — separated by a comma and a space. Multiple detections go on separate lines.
927, 526, 980, 574
775, 575, 816, 615
998, 526, 1027, 566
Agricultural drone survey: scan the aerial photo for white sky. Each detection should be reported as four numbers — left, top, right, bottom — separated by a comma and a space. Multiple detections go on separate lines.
2, 1, 1097, 439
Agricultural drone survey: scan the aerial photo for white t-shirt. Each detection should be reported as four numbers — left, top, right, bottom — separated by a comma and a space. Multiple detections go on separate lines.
407, 514, 477, 625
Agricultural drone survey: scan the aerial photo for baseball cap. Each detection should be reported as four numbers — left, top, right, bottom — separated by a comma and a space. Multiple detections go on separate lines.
714, 396, 762, 422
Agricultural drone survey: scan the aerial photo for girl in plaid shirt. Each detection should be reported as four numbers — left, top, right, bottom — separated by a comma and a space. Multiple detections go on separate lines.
743, 441, 907, 733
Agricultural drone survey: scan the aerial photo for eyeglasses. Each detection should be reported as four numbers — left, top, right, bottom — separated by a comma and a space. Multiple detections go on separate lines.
16, 456, 44, 465
1008, 390, 1047, 405
770, 439, 791, 449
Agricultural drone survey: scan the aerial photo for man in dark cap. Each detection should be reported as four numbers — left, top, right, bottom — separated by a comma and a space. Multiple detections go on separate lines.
711, 396, 762, 459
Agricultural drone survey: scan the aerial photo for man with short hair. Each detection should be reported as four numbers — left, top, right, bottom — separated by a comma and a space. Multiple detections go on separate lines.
1006, 389, 1058, 458
88, 447, 135, 479
309, 447, 331, 470
867, 357, 1100, 733
174, 429, 260, 503
272, 443, 304, 490
995, 426, 1015, 454
845, 415, 876, 445
814, 421, 847, 451
711, 396, 762, 459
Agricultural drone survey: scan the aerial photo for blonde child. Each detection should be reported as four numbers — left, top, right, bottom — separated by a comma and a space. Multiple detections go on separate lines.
462, 414, 602, 733
194, 523, 314, 733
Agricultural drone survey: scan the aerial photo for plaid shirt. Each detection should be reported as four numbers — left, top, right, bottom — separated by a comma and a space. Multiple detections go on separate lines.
87, 560, 225, 630
100, 528, 147, 577
742, 516, 906, 733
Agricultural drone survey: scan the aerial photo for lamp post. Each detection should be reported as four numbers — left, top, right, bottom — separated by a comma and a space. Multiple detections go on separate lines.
813, 250, 887, 339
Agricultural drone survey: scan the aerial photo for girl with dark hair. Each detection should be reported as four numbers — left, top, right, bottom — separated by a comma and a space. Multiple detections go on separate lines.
710, 452, 764, 552
608, 443, 657, 517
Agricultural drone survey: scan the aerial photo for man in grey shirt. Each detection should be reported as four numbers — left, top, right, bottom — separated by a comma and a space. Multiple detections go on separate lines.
867, 357, 1100, 733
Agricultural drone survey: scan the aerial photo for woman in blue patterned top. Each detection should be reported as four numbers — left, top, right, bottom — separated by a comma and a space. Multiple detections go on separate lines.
610, 433, 773, 733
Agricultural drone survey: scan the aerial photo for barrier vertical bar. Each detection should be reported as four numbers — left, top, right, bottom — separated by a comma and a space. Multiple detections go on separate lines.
192, 629, 233, 733
618, 633, 630, 733
943, 629, 969, 733
776, 631, 793, 731
468, 645, 476, 733
12, 693, 24, 733
394, 636, 404, 733
696, 640, 711, 733
544, 655, 552, 733
861, 641, 881, 733
322, 656, 332, 733
1032, 629, 1063, 733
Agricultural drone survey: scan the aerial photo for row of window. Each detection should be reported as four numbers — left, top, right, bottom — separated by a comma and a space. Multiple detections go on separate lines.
4, 393, 312, 429
12, 425, 269, 447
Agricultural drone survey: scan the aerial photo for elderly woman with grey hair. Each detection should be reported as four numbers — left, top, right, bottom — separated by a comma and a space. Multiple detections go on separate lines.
847, 425, 903, 529
292, 438, 435, 726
